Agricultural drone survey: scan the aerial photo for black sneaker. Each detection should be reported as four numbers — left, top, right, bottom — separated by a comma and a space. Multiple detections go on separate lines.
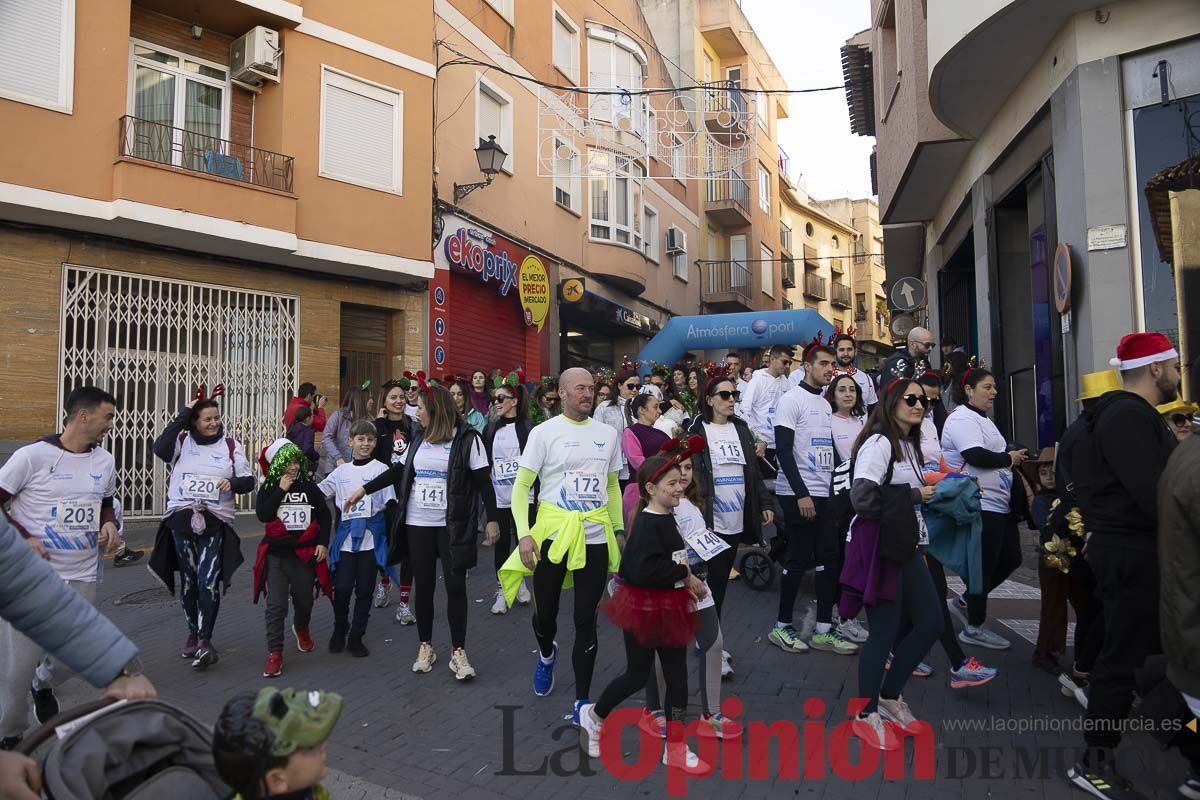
347, 634, 370, 658
1179, 775, 1200, 800
328, 626, 347, 654
1067, 759, 1147, 799
31, 686, 59, 723
113, 548, 144, 567
191, 640, 218, 671
0, 737, 21, 751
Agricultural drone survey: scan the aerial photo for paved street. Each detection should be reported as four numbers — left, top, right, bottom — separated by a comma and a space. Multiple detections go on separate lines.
39, 518, 1191, 799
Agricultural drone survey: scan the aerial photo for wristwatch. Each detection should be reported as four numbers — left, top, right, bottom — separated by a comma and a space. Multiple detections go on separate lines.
116, 657, 144, 680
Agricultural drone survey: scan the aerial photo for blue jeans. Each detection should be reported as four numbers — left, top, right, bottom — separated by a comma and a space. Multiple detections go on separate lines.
172, 529, 223, 640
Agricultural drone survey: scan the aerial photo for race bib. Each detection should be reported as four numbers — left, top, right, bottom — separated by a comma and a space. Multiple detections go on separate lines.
342, 497, 370, 520
181, 473, 220, 502
916, 508, 929, 546
278, 504, 311, 531
683, 527, 731, 561
714, 439, 745, 466
414, 478, 448, 511
493, 458, 520, 483
812, 440, 834, 470
564, 470, 604, 503
54, 498, 99, 533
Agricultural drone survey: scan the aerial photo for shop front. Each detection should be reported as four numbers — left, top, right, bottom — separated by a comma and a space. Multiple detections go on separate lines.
431, 212, 554, 379
558, 276, 660, 371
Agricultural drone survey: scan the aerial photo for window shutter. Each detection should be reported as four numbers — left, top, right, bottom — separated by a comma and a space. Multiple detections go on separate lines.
478, 89, 503, 142
322, 71, 401, 193
0, 0, 72, 111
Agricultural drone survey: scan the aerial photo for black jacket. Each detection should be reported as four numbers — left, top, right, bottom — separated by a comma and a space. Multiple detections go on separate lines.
618, 511, 689, 589
1074, 390, 1176, 544
1159, 436, 1200, 698
254, 481, 332, 550
364, 425, 497, 571
372, 415, 413, 468
686, 415, 777, 544
878, 347, 927, 388
482, 414, 533, 459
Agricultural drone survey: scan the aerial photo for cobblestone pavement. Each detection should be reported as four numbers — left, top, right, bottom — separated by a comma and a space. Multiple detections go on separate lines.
36, 519, 1192, 799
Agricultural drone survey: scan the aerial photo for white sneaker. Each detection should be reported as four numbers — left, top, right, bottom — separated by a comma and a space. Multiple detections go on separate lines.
373, 582, 391, 608
720, 650, 734, 678
412, 642, 436, 673
578, 703, 602, 758
395, 601, 415, 625
851, 712, 901, 751
449, 647, 476, 681
516, 580, 532, 605
877, 696, 920, 733
958, 625, 1011, 650
491, 587, 508, 615
662, 742, 709, 773
836, 617, 869, 644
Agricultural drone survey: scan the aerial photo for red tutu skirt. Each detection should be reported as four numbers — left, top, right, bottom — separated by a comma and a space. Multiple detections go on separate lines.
602, 580, 701, 648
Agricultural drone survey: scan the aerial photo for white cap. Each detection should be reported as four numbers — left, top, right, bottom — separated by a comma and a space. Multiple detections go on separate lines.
263, 437, 291, 464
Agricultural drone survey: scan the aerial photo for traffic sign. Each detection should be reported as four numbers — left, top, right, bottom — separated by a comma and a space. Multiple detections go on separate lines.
1053, 243, 1072, 313
890, 277, 926, 312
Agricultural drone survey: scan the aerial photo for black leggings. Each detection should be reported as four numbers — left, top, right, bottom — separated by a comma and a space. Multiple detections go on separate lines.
895, 552, 966, 669
333, 550, 377, 636
531, 540, 609, 700
705, 532, 741, 618
858, 553, 943, 714
597, 631, 688, 721
778, 496, 837, 625
408, 525, 468, 648
966, 511, 1022, 626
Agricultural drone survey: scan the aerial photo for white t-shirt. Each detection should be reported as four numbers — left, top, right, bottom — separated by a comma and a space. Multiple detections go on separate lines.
404, 403, 419, 423
835, 367, 878, 407
400, 433, 489, 527
674, 497, 714, 611
740, 369, 789, 448
919, 414, 943, 473
774, 385, 834, 498
831, 414, 866, 463
852, 434, 924, 489
164, 435, 252, 522
0, 441, 115, 582
593, 399, 630, 480
490, 423, 531, 509
519, 414, 621, 544
703, 421, 746, 536
788, 366, 807, 388
942, 406, 1012, 513
319, 460, 395, 552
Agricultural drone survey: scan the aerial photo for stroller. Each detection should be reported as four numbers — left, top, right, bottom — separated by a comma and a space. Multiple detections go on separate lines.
15, 698, 230, 799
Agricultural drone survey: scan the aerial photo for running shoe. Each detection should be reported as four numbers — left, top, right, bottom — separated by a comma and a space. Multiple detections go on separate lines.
700, 712, 744, 738
112, 547, 144, 567
449, 648, 476, 681
877, 696, 921, 734
809, 631, 859, 655
638, 709, 667, 739
394, 601, 415, 625
1066, 759, 1147, 799
836, 617, 869, 643
768, 624, 809, 653
720, 650, 734, 678
1177, 775, 1200, 800
884, 655, 933, 677
412, 642, 436, 673
949, 657, 997, 689
851, 712, 900, 751
571, 699, 588, 727
262, 651, 283, 678
180, 633, 199, 659
959, 625, 1011, 650
293, 626, 314, 653
373, 582, 391, 608
661, 742, 709, 773
578, 702, 602, 758
516, 580, 531, 605
533, 642, 558, 696
490, 587, 508, 615
192, 640, 219, 671
31, 686, 58, 723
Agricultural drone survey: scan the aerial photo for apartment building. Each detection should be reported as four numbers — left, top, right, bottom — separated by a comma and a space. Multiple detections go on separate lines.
817, 196, 890, 369
843, 0, 1200, 446
777, 180, 855, 331
0, 0, 434, 515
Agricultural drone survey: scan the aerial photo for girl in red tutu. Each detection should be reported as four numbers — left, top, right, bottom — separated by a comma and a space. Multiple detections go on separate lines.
579, 448, 709, 772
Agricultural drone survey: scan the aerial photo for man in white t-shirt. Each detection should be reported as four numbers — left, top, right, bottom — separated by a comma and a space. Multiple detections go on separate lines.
833, 333, 879, 410
771, 344, 859, 656
0, 386, 122, 743
498, 368, 624, 725
739, 345, 793, 465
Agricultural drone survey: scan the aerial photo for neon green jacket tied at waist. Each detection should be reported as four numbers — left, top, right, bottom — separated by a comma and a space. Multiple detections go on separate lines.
498, 466, 623, 606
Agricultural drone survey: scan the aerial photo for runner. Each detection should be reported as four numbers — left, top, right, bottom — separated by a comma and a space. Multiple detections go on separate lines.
371, 378, 415, 622
772, 343, 857, 655
484, 372, 534, 615
826, 373, 869, 644
621, 393, 670, 473
0, 387, 122, 744
739, 344, 792, 465
497, 368, 623, 724
832, 331, 880, 411
149, 386, 252, 671
593, 369, 638, 490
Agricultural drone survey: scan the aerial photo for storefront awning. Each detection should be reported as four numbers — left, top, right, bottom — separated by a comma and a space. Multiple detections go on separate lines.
559, 279, 661, 337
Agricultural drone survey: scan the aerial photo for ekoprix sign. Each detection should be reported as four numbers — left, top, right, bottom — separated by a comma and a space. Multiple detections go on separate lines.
636, 309, 833, 374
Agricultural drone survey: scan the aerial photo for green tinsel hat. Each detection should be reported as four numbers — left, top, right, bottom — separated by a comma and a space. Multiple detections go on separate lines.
258, 438, 311, 487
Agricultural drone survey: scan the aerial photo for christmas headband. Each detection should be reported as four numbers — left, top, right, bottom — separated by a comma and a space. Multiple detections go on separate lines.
648, 435, 707, 484
193, 383, 226, 403
493, 369, 526, 390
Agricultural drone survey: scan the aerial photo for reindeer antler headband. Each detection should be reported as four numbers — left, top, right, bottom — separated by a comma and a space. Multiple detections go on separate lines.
648, 435, 707, 484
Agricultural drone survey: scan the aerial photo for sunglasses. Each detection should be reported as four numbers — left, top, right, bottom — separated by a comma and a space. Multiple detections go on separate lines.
711, 390, 741, 401
624, 382, 640, 390
545, 396, 559, 403
901, 394, 932, 409
779, 359, 793, 368
1169, 413, 1191, 427
493, 394, 514, 404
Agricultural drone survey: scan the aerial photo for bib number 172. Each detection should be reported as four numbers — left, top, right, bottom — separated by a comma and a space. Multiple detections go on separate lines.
566, 472, 603, 502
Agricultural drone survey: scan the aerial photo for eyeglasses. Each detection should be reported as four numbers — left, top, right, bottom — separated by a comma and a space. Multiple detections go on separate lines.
1169, 413, 1192, 427
493, 394, 514, 404
624, 382, 640, 390
711, 390, 741, 401
900, 394, 932, 409
917, 340, 936, 348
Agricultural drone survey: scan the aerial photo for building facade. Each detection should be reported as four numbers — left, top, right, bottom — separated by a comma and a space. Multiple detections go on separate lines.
0, 0, 434, 514
844, 0, 1200, 446
817, 196, 891, 368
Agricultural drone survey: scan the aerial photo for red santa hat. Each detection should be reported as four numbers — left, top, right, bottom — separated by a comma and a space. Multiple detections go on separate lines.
1108, 332, 1178, 371
258, 437, 292, 474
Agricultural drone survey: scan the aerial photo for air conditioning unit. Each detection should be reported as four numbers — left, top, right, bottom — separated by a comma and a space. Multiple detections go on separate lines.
666, 227, 686, 254
230, 26, 281, 88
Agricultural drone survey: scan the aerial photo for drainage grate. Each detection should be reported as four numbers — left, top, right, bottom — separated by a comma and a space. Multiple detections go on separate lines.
113, 588, 175, 607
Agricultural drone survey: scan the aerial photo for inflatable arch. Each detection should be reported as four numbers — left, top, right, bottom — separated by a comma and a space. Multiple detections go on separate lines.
635, 309, 834, 376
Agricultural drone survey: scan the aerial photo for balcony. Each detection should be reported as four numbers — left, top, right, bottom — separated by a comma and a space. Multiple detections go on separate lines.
780, 222, 793, 256
831, 280, 852, 308
829, 257, 844, 274
120, 116, 294, 193
702, 260, 754, 311
697, 0, 787, 117
778, 146, 791, 182
781, 257, 796, 289
706, 177, 752, 228
702, 81, 751, 142
803, 274, 827, 300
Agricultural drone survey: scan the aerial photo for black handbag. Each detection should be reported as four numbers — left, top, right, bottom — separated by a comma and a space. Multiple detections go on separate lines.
876, 458, 920, 564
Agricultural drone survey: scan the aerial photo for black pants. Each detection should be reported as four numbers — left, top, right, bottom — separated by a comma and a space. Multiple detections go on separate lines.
896, 552, 966, 669
827, 491, 854, 606
858, 553, 943, 714
333, 550, 377, 636
966, 511, 1022, 627
265, 552, 316, 652
494, 509, 517, 575
706, 531, 741, 618
1084, 538, 1161, 751
531, 540, 609, 700
597, 631, 688, 721
408, 525, 468, 648
1072, 556, 1104, 674
778, 495, 836, 625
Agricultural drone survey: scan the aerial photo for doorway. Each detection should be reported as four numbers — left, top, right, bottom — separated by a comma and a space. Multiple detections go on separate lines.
340, 305, 392, 398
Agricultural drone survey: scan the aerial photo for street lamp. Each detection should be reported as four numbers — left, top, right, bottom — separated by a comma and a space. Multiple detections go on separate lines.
453, 135, 508, 203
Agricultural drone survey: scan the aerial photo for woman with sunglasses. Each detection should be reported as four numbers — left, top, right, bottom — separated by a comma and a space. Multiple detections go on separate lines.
371, 380, 416, 622
483, 378, 534, 614
846, 379, 941, 750
595, 371, 639, 490
533, 384, 561, 423
685, 376, 776, 677
1158, 398, 1198, 443
941, 368, 1029, 651
449, 380, 486, 434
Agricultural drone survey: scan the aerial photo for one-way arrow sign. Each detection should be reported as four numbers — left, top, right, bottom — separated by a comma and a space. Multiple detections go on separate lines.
890, 276, 926, 312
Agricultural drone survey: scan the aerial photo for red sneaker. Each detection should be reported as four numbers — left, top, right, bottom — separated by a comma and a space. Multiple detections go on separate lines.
263, 651, 283, 678
293, 626, 315, 653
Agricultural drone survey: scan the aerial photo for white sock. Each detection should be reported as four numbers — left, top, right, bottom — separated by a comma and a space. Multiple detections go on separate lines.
815, 622, 832, 634
540, 651, 555, 664
775, 621, 790, 629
